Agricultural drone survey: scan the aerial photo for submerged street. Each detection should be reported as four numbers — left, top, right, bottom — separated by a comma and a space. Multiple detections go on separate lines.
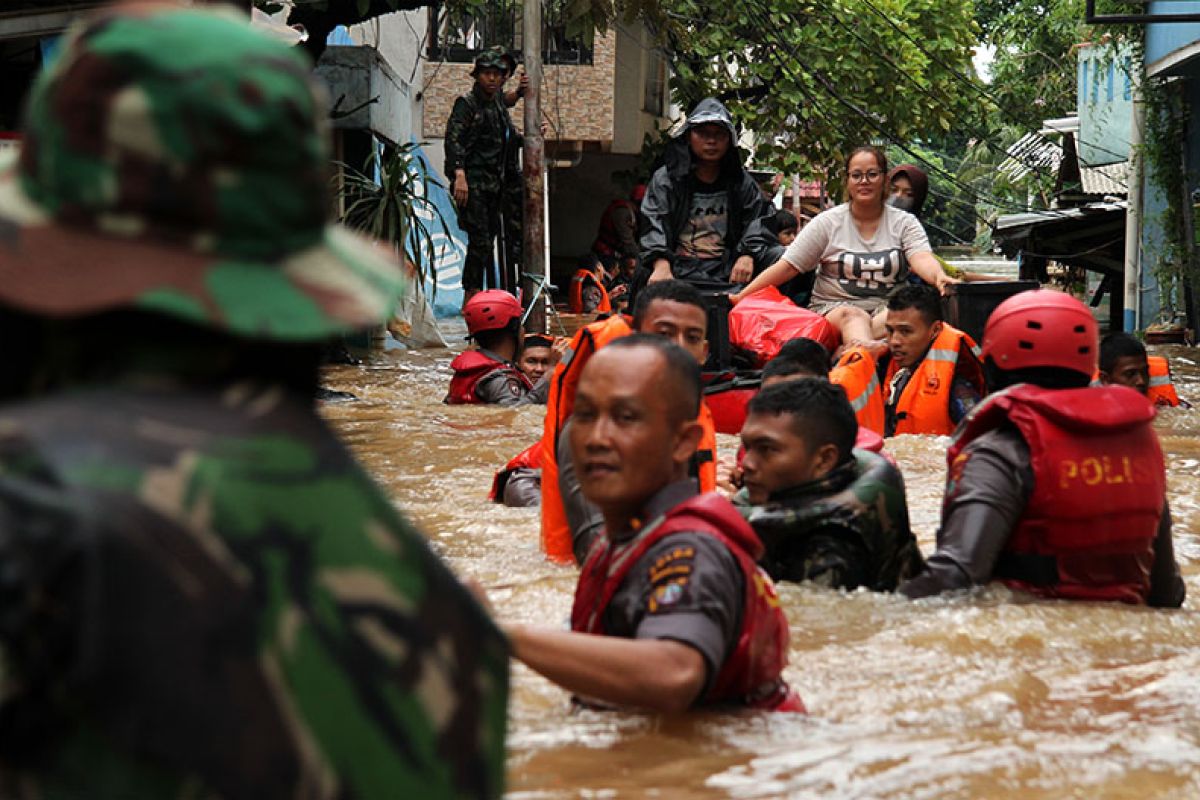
323, 339, 1200, 798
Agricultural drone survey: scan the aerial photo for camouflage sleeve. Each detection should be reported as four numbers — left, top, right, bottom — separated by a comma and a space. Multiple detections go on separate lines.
775, 528, 871, 590
444, 96, 472, 175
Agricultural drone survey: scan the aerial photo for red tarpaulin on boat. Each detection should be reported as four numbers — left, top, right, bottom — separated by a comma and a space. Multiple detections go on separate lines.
728, 286, 839, 367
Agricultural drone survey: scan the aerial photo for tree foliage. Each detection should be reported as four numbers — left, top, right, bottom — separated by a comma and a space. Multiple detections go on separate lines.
659, 0, 981, 183
978, 0, 1086, 137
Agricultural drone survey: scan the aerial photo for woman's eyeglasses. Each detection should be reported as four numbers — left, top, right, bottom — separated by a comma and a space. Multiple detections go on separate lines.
848, 170, 884, 183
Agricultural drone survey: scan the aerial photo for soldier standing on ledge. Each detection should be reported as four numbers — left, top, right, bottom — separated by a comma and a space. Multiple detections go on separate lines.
445, 46, 526, 304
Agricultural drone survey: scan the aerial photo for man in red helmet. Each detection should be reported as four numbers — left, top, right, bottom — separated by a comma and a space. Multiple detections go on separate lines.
900, 290, 1185, 607
446, 290, 559, 405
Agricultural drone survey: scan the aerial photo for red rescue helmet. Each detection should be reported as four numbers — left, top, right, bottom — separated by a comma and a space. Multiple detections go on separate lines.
463, 290, 523, 336
982, 289, 1098, 378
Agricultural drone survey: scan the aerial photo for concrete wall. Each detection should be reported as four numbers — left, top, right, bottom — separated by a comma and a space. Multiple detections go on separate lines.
1146, 1, 1200, 71
346, 10, 427, 144
1076, 42, 1133, 167
612, 22, 669, 155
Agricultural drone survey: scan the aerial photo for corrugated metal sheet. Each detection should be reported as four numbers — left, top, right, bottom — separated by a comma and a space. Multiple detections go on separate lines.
1080, 161, 1129, 195
999, 132, 1063, 181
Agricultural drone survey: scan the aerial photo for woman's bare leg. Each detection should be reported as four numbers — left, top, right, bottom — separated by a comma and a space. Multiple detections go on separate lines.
870, 306, 889, 338
825, 305, 874, 348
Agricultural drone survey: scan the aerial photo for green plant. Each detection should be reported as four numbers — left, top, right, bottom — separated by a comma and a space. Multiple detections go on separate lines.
338, 139, 450, 294
1139, 74, 1189, 319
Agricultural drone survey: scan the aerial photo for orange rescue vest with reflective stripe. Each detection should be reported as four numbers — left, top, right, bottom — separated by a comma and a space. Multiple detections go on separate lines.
830, 345, 885, 436
886, 324, 983, 436
540, 315, 716, 562
1147, 356, 1181, 407
568, 270, 612, 315
542, 316, 635, 562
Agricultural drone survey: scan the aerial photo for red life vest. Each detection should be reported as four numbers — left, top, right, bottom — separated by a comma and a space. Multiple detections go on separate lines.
1147, 355, 1181, 407
490, 441, 543, 502
593, 198, 636, 258
948, 384, 1165, 604
445, 350, 533, 405
570, 492, 805, 712
885, 324, 984, 436
568, 269, 613, 314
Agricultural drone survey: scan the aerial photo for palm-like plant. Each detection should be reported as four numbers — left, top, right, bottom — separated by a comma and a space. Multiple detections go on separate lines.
339, 139, 452, 346
339, 139, 448, 292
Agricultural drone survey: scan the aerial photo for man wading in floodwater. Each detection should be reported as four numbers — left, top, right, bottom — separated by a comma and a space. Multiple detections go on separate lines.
901, 291, 1185, 606
477, 336, 804, 712
0, 6, 507, 797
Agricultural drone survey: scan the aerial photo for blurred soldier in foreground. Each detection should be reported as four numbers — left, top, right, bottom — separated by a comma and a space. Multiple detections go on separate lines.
0, 6, 507, 798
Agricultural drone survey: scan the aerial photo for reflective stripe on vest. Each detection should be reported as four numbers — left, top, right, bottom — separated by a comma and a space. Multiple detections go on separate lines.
1147, 356, 1180, 407
887, 324, 980, 437
830, 346, 885, 436
849, 371, 881, 413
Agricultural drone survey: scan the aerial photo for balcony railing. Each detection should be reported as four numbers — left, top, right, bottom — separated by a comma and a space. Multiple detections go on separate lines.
428, 0, 593, 66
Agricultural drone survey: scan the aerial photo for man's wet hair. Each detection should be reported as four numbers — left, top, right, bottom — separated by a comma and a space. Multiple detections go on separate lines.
1100, 331, 1148, 374
605, 333, 701, 422
748, 378, 857, 464
577, 252, 602, 274
632, 279, 708, 331
774, 209, 798, 235
524, 333, 554, 350
887, 283, 943, 325
763, 338, 830, 380
474, 318, 521, 353
984, 361, 1091, 392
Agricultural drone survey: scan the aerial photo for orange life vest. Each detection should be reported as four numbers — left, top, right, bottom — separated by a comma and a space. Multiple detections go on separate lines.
571, 492, 805, 711
885, 324, 983, 436
540, 315, 717, 563
948, 384, 1164, 603
567, 270, 612, 315
1147, 356, 1181, 407
830, 345, 885, 436
490, 441, 542, 502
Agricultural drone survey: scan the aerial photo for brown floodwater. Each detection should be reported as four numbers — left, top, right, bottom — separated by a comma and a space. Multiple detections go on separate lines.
321, 329, 1200, 799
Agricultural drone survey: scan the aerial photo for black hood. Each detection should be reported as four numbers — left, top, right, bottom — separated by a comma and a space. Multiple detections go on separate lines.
662, 97, 745, 180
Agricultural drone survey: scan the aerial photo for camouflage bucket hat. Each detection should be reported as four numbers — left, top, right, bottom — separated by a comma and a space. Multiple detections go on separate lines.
471, 46, 516, 77
0, 6, 405, 341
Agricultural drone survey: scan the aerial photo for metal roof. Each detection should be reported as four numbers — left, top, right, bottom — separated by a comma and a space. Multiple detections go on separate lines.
998, 132, 1063, 182
1079, 161, 1129, 196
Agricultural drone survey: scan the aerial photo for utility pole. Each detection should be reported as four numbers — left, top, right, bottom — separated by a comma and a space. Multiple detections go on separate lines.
522, 0, 547, 332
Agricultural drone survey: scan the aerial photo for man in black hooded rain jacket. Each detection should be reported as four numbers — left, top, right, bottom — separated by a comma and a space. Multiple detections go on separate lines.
639, 98, 775, 288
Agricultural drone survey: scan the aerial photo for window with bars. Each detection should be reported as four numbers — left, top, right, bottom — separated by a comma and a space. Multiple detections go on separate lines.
427, 0, 593, 66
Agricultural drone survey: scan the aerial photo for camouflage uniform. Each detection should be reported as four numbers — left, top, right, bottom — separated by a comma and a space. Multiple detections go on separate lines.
735, 450, 924, 591
444, 47, 523, 293
0, 7, 507, 799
